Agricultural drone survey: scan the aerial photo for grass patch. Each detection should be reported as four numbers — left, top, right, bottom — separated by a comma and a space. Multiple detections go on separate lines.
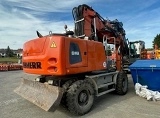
0, 57, 19, 63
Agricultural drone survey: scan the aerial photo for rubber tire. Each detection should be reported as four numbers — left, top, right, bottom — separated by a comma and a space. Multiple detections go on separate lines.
61, 80, 73, 108
116, 71, 128, 95
66, 80, 94, 115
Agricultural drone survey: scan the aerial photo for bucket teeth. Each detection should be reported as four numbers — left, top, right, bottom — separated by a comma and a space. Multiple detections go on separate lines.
14, 79, 64, 111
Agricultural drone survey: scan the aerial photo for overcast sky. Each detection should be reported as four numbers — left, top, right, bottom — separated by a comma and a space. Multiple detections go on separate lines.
0, 0, 160, 49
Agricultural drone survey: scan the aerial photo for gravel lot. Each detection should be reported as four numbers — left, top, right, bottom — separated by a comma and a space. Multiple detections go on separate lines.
0, 70, 160, 118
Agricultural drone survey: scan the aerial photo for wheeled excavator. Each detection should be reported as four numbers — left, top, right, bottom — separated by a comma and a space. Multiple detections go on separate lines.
123, 40, 146, 72
15, 4, 129, 115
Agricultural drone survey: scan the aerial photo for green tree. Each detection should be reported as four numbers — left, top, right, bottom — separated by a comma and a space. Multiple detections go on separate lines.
153, 34, 160, 48
6, 46, 14, 57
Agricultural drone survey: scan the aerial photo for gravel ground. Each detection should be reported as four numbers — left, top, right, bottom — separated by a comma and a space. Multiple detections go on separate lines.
0, 70, 160, 118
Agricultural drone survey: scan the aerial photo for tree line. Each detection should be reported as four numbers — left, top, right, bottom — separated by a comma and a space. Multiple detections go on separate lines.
5, 46, 14, 57
153, 34, 160, 49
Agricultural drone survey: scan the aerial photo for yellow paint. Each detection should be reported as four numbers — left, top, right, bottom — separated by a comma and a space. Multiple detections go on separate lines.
50, 42, 56, 48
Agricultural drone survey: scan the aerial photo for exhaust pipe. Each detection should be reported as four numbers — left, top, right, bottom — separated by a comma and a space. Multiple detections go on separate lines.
36, 31, 43, 38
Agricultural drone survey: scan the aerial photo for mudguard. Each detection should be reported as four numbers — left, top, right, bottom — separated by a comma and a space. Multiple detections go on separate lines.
14, 79, 64, 111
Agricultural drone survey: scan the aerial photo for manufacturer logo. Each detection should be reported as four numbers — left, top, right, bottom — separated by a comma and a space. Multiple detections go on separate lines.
71, 51, 79, 55
23, 62, 41, 69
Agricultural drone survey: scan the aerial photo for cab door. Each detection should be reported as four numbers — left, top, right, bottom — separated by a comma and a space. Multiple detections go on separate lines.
65, 37, 87, 68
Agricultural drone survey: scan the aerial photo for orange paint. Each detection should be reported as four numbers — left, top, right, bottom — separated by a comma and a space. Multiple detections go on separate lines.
23, 36, 107, 75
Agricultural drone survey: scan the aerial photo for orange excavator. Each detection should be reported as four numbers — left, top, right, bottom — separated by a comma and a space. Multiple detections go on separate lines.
15, 4, 129, 115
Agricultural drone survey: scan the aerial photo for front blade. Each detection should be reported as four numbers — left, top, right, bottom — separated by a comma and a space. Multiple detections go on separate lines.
14, 79, 63, 111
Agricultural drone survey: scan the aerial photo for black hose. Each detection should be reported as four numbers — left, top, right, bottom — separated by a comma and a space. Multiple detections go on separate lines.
72, 4, 127, 42
72, 5, 85, 37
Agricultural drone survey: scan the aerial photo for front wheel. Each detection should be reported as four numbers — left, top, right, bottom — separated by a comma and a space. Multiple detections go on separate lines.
66, 80, 94, 115
116, 71, 128, 95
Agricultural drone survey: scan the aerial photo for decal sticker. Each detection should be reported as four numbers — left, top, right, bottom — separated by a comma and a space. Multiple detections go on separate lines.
50, 41, 56, 48
103, 62, 106, 67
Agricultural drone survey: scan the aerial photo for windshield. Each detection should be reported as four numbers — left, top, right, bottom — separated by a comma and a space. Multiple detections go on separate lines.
130, 43, 137, 55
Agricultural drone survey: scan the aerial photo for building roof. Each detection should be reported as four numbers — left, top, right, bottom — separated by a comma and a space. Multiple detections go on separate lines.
0, 49, 6, 53
0, 48, 23, 53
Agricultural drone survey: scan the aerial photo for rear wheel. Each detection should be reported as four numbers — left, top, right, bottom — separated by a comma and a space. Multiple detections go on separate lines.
116, 71, 128, 95
61, 80, 74, 107
66, 80, 94, 115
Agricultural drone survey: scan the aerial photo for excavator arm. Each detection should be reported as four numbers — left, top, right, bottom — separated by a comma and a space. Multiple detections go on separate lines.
72, 4, 130, 70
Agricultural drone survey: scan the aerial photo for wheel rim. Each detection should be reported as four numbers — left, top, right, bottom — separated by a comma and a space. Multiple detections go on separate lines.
78, 90, 89, 106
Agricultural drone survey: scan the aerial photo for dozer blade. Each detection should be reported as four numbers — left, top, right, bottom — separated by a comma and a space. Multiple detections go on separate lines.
14, 78, 64, 111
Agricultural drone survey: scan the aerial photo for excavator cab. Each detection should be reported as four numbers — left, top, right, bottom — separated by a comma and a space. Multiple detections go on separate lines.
129, 40, 146, 60
129, 42, 137, 57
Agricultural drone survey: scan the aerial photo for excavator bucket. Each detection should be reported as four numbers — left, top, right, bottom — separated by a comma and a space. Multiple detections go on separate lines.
14, 79, 64, 111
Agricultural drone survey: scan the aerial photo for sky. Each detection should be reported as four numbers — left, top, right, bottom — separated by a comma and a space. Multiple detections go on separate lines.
0, 0, 160, 49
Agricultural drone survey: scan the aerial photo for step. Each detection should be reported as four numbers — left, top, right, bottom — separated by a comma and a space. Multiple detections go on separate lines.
98, 82, 115, 89
96, 88, 115, 97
